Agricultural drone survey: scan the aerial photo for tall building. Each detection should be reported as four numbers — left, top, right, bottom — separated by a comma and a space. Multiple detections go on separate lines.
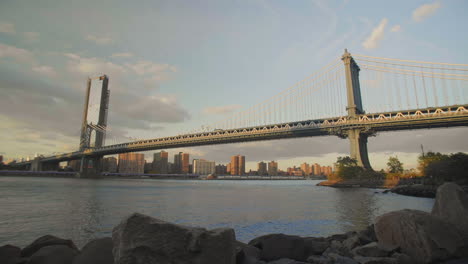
174, 152, 190, 174
102, 157, 117, 173
0, 155, 3, 163
153, 151, 168, 174
300, 162, 311, 176
230, 155, 245, 175
313, 163, 322, 175
268, 161, 278, 176
322, 166, 333, 176
118, 153, 145, 174
215, 164, 227, 175
226, 163, 231, 174
257, 161, 267, 175
193, 159, 215, 175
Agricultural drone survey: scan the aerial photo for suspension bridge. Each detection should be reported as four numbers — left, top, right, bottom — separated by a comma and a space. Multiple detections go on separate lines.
13, 50, 468, 177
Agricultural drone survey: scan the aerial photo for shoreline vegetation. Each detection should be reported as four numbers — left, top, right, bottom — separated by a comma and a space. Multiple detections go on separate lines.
1, 182, 467, 264
318, 152, 468, 198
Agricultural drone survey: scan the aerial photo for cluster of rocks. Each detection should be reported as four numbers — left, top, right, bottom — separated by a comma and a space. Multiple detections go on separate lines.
1, 182, 468, 264
389, 184, 438, 198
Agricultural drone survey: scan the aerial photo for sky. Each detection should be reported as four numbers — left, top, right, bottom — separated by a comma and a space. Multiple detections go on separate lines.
0, 0, 467, 171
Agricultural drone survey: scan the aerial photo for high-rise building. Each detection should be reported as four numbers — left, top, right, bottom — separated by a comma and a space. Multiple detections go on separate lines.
322, 166, 333, 176
313, 163, 322, 175
153, 151, 169, 174
102, 157, 117, 173
174, 152, 190, 174
193, 159, 215, 175
230, 155, 245, 175
215, 164, 227, 175
268, 161, 278, 176
118, 153, 145, 174
257, 161, 267, 175
226, 163, 231, 174
300, 162, 311, 176
0, 155, 3, 163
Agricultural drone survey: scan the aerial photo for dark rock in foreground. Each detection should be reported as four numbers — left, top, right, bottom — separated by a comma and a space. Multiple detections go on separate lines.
0, 244, 21, 264
28, 245, 79, 264
21, 235, 78, 258
72, 237, 113, 264
112, 213, 236, 264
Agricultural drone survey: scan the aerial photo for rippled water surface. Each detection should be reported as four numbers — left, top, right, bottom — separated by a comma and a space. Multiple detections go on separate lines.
0, 176, 434, 247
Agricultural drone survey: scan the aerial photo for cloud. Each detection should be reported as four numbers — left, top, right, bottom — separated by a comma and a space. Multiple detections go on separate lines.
0, 42, 35, 63
66, 53, 126, 77
362, 18, 388, 50
111, 52, 133, 58
203, 104, 242, 115
126, 60, 178, 85
0, 22, 15, 34
412, 1, 441, 22
23, 32, 40, 42
32, 65, 57, 77
86, 34, 113, 45
390, 25, 401, 32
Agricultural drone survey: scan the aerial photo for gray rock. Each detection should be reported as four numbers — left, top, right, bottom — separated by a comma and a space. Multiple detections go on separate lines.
27, 245, 79, 264
322, 240, 351, 258
72, 237, 113, 264
0, 245, 21, 264
248, 234, 329, 262
342, 235, 360, 251
112, 213, 236, 264
236, 241, 260, 264
432, 183, 468, 238
327, 253, 358, 264
306, 255, 332, 264
351, 242, 395, 257
390, 253, 414, 264
357, 225, 377, 244
21, 235, 78, 258
326, 234, 347, 242
374, 209, 466, 263
439, 258, 468, 264
353, 256, 397, 264
267, 258, 308, 264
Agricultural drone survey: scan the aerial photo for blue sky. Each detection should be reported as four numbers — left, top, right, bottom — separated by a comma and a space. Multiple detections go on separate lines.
1, 0, 467, 170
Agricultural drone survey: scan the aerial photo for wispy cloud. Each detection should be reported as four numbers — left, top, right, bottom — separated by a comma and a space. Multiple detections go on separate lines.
32, 65, 57, 77
362, 18, 388, 50
23, 32, 40, 42
86, 34, 113, 45
0, 22, 15, 34
111, 52, 133, 58
203, 104, 242, 115
0, 42, 35, 63
390, 25, 401, 32
412, 1, 441, 22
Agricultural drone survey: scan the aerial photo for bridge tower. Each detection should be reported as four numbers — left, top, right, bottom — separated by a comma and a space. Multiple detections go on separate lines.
342, 50, 372, 169
78, 75, 110, 177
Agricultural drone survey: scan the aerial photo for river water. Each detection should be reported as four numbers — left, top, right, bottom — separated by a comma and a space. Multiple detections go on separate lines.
0, 176, 434, 248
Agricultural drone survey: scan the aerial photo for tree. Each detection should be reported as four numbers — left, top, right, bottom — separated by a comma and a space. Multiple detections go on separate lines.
335, 156, 363, 179
418, 152, 448, 175
387, 156, 404, 174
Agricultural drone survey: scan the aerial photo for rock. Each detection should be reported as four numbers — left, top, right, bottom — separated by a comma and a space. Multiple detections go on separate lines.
353, 256, 397, 264
327, 253, 358, 264
326, 234, 348, 243
357, 225, 377, 244
0, 245, 21, 264
342, 235, 360, 251
382, 190, 390, 194
267, 258, 308, 264
236, 241, 260, 264
439, 258, 468, 264
306, 255, 332, 264
322, 240, 351, 258
112, 213, 236, 264
21, 235, 78, 258
248, 234, 329, 262
374, 209, 466, 263
72, 237, 113, 264
27, 245, 79, 264
351, 242, 396, 257
390, 253, 414, 264
432, 183, 468, 238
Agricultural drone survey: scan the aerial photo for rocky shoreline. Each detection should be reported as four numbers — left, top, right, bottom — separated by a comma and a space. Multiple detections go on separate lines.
2, 183, 468, 264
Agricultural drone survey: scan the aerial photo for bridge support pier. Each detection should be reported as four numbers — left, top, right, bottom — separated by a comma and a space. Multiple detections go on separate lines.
348, 129, 372, 170
31, 158, 42, 172
78, 157, 103, 178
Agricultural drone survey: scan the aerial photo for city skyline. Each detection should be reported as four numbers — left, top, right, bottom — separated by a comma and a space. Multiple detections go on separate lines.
1, 0, 468, 170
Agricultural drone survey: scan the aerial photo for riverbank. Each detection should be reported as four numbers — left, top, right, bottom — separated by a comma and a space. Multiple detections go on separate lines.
1, 183, 467, 264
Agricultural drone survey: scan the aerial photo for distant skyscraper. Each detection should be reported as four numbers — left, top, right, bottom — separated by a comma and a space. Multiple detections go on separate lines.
174, 152, 190, 174
102, 157, 117, 173
118, 153, 145, 174
193, 159, 215, 175
300, 162, 311, 176
153, 151, 168, 174
215, 164, 227, 175
268, 161, 278, 176
230, 155, 245, 175
226, 163, 231, 174
257, 161, 267, 175
0, 155, 4, 163
313, 163, 322, 175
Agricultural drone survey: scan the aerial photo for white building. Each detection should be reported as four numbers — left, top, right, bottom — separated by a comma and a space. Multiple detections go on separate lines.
193, 159, 215, 175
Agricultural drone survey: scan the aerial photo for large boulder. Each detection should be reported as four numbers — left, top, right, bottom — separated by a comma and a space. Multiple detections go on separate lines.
248, 234, 329, 262
235, 241, 260, 264
432, 182, 468, 238
351, 242, 396, 258
21, 235, 78, 258
374, 209, 466, 263
27, 245, 79, 264
72, 237, 113, 264
0, 245, 21, 264
112, 213, 236, 264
